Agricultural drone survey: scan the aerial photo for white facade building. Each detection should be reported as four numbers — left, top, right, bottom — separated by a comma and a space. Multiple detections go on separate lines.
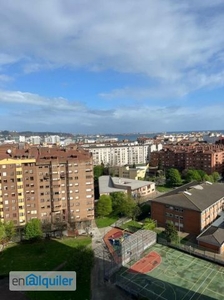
82, 143, 162, 166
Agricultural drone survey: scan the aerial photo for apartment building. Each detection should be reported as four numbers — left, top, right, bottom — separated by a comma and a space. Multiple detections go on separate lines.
82, 143, 162, 166
150, 143, 224, 174
0, 144, 94, 228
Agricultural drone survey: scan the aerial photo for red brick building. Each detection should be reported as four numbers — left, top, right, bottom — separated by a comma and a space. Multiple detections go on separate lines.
151, 182, 224, 235
0, 144, 94, 228
150, 143, 224, 175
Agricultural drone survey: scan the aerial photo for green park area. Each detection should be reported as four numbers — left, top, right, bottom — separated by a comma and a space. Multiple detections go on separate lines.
0, 237, 93, 300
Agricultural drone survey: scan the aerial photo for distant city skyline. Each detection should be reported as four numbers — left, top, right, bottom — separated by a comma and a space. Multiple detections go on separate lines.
0, 1, 224, 133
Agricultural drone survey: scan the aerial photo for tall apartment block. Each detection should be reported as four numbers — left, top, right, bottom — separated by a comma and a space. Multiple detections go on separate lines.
0, 144, 94, 228
81, 143, 163, 166
150, 143, 224, 175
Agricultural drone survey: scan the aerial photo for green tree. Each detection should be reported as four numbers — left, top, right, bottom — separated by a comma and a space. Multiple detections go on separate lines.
164, 221, 178, 242
96, 195, 112, 217
142, 218, 156, 230
111, 192, 139, 218
166, 168, 182, 187
4, 221, 15, 242
212, 172, 220, 182
24, 219, 43, 241
204, 174, 214, 183
0, 223, 6, 246
185, 169, 201, 182
93, 165, 104, 181
197, 170, 206, 181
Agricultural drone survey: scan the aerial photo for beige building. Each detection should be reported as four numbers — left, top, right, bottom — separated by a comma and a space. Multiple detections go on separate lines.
99, 175, 155, 199
0, 144, 94, 228
109, 165, 148, 180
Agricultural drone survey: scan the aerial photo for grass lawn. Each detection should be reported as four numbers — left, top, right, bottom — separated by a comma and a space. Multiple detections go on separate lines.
95, 216, 119, 228
0, 237, 92, 300
156, 185, 173, 192
120, 220, 142, 232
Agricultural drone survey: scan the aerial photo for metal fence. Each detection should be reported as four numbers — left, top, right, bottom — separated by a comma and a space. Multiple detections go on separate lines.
104, 230, 157, 279
112, 217, 132, 228
157, 236, 224, 266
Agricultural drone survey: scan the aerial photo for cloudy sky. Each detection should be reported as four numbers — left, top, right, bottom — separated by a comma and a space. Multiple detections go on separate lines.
1, 0, 224, 134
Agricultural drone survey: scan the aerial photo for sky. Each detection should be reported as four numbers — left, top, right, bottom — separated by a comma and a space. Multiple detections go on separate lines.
0, 0, 224, 134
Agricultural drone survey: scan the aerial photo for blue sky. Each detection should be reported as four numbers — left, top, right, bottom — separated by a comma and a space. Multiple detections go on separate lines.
0, 0, 224, 134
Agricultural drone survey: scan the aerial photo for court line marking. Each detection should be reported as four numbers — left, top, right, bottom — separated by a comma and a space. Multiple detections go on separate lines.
122, 244, 223, 300
188, 268, 214, 300
119, 273, 168, 300
206, 287, 224, 298
179, 265, 210, 300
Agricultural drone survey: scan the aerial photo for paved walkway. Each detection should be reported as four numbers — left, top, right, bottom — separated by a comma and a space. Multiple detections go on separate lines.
90, 224, 131, 300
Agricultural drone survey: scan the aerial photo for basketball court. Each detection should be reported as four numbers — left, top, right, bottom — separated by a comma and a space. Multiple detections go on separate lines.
116, 243, 224, 299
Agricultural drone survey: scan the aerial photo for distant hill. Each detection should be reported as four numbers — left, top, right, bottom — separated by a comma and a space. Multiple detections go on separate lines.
0, 130, 75, 138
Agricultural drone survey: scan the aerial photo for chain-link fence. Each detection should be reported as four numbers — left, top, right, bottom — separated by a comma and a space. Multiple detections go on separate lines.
157, 236, 224, 266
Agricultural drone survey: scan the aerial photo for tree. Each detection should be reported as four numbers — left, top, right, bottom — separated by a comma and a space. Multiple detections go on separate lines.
0, 223, 6, 247
164, 221, 178, 242
4, 221, 15, 241
185, 169, 201, 182
0, 221, 16, 250
204, 174, 214, 183
166, 168, 182, 187
111, 192, 139, 218
96, 195, 112, 217
24, 219, 43, 241
142, 218, 156, 230
93, 165, 104, 181
212, 172, 220, 182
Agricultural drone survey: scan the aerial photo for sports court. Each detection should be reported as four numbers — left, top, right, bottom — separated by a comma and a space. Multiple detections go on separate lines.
116, 243, 224, 300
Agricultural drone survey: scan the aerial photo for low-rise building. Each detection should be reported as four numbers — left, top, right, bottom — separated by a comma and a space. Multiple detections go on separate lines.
151, 182, 224, 235
99, 175, 155, 199
109, 165, 148, 180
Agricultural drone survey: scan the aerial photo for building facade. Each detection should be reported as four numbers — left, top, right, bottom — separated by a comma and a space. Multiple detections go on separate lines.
150, 143, 224, 174
151, 182, 224, 235
99, 175, 155, 199
0, 145, 94, 228
82, 143, 162, 166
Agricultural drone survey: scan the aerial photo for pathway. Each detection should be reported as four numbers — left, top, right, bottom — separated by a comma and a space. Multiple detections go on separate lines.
90, 223, 131, 300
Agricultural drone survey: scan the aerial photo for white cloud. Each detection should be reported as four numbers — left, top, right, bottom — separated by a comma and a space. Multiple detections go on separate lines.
0, 89, 223, 133
0, 0, 224, 96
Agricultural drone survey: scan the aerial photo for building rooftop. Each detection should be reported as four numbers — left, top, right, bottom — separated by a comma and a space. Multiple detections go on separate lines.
197, 226, 224, 247
152, 182, 224, 212
99, 175, 153, 195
